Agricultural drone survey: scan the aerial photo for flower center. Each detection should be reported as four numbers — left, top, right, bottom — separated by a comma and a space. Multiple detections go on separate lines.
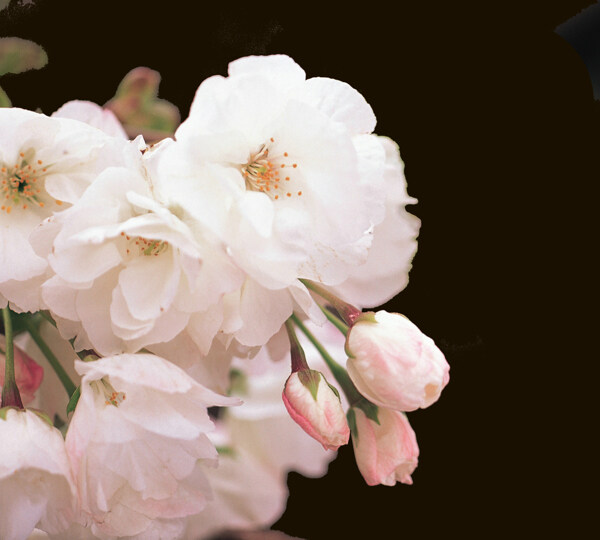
93, 379, 127, 407
242, 138, 303, 201
120, 232, 169, 257
0, 150, 54, 214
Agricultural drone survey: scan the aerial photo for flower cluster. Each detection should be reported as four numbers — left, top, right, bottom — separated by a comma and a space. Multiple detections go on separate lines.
0, 54, 448, 539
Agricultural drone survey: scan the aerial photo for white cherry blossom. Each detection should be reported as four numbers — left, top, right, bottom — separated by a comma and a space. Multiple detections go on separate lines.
65, 353, 239, 539
151, 55, 388, 347
0, 108, 133, 312
33, 158, 243, 356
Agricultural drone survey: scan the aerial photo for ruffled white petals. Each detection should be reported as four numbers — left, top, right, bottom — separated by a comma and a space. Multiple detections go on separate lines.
231, 279, 294, 347
66, 354, 238, 537
294, 77, 376, 134
332, 136, 420, 308
0, 409, 76, 539
37, 162, 242, 356
183, 447, 287, 540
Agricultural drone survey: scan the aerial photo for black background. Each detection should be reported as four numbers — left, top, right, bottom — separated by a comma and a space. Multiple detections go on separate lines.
1, 1, 596, 538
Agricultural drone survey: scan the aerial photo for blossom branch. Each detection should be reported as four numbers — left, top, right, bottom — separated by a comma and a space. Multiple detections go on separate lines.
290, 313, 362, 406
299, 279, 362, 326
1, 307, 23, 408
23, 318, 76, 398
319, 305, 349, 336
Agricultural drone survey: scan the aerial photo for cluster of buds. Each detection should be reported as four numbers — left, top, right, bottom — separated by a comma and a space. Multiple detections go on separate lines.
281, 284, 450, 487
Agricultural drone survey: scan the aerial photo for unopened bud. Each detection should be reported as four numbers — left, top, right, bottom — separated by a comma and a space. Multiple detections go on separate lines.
346, 311, 450, 412
282, 369, 350, 451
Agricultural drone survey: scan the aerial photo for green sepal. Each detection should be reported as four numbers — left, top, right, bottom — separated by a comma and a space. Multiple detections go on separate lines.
355, 398, 380, 425
28, 408, 53, 427
326, 380, 341, 401
354, 311, 377, 325
0, 405, 18, 420
346, 408, 358, 440
216, 445, 236, 457
66, 386, 81, 416
298, 369, 322, 401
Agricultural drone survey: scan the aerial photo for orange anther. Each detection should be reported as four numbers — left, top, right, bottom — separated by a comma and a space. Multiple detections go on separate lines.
19, 152, 24, 157
55, 200, 63, 205
270, 137, 274, 142
285, 177, 290, 181
293, 164, 297, 168
286, 192, 291, 197
38, 160, 42, 165
284, 152, 288, 157
274, 195, 279, 199
281, 164, 285, 168
38, 202, 44, 207
298, 191, 302, 196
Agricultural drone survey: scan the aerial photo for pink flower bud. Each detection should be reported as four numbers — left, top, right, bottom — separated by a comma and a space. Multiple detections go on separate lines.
282, 370, 350, 451
350, 406, 419, 486
0, 338, 43, 405
346, 311, 449, 412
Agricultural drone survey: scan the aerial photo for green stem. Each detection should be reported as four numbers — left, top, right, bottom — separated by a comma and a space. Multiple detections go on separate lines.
2, 307, 23, 408
320, 305, 349, 336
299, 279, 362, 326
291, 313, 362, 405
24, 319, 76, 397
284, 318, 309, 372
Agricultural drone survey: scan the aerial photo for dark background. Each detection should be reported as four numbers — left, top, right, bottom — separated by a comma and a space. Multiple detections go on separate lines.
1, 0, 596, 537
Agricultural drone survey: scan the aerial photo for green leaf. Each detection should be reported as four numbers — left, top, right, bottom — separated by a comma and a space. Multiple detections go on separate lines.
66, 386, 81, 415
0, 37, 48, 76
105, 66, 180, 142
0, 85, 10, 107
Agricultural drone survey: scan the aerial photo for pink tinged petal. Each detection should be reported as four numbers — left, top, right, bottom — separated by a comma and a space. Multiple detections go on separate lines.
234, 279, 294, 347
52, 100, 128, 139
183, 447, 288, 539
0, 410, 76, 536
0, 340, 44, 404
352, 407, 419, 487
346, 311, 450, 412
282, 371, 349, 451
296, 77, 377, 134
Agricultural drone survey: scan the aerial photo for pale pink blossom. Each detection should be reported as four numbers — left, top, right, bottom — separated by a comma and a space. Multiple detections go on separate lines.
65, 353, 239, 539
0, 409, 76, 539
282, 370, 349, 451
346, 311, 450, 411
0, 336, 43, 404
350, 406, 419, 486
